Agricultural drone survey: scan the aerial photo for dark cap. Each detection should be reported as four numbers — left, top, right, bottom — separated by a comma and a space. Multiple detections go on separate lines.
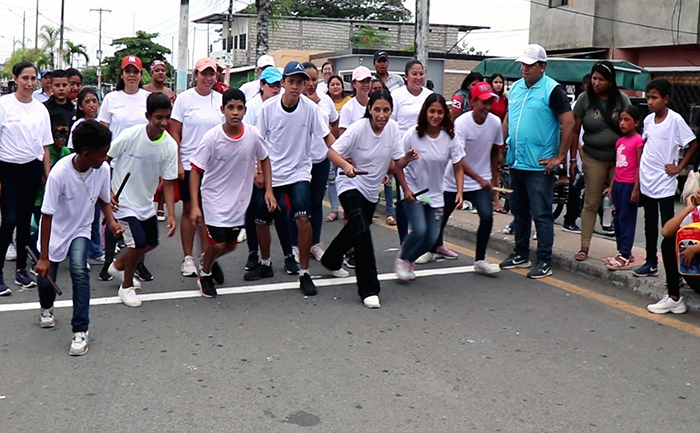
373, 51, 388, 62
283, 61, 309, 79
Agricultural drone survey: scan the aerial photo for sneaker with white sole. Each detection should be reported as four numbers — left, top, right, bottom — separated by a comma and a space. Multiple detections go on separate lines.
292, 246, 301, 264
332, 268, 350, 278
474, 260, 500, 275
15, 269, 36, 288
237, 228, 247, 243
5, 242, 17, 261
434, 245, 458, 260
527, 261, 552, 279
118, 285, 142, 307
394, 257, 413, 281
363, 295, 381, 309
499, 253, 531, 269
502, 225, 514, 235
107, 263, 142, 288
69, 331, 89, 356
647, 294, 687, 314
88, 254, 106, 265
415, 252, 435, 264
181, 255, 198, 277
310, 243, 325, 262
40, 308, 55, 328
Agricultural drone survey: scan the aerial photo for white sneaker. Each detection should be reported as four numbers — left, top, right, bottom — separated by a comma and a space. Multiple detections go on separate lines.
310, 243, 325, 262
118, 285, 142, 308
40, 308, 55, 328
5, 242, 17, 261
647, 294, 687, 314
181, 255, 198, 277
237, 228, 247, 243
69, 331, 89, 356
88, 254, 106, 265
363, 295, 381, 309
292, 246, 300, 264
332, 268, 350, 278
415, 252, 435, 264
474, 260, 501, 275
108, 263, 141, 288
394, 257, 413, 281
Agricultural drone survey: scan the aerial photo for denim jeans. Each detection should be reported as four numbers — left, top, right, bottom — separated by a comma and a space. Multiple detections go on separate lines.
401, 201, 442, 262
255, 181, 311, 224
328, 164, 340, 213
612, 182, 637, 258
291, 159, 329, 245
245, 188, 292, 257
434, 189, 493, 261
321, 189, 380, 299
88, 205, 104, 258
510, 168, 555, 263
38, 236, 91, 332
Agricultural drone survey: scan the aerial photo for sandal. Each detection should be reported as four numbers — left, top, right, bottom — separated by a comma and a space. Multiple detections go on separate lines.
575, 250, 588, 261
325, 211, 339, 222
386, 216, 396, 226
494, 205, 508, 214
605, 254, 633, 270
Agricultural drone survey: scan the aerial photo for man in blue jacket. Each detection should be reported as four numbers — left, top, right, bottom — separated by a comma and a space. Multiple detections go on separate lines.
499, 44, 576, 279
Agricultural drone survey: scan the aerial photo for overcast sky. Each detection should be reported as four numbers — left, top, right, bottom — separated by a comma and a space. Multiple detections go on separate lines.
0, 0, 530, 69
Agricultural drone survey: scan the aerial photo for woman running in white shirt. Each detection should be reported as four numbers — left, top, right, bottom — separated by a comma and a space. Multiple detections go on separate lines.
394, 94, 465, 281
170, 57, 224, 278
321, 89, 404, 309
338, 66, 373, 135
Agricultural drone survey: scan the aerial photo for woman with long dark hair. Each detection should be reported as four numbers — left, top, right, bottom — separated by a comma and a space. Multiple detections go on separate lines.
450, 71, 484, 121
573, 60, 631, 261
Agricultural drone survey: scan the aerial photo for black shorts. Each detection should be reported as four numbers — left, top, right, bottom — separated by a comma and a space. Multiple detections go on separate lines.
206, 225, 242, 245
119, 216, 159, 249
178, 170, 193, 202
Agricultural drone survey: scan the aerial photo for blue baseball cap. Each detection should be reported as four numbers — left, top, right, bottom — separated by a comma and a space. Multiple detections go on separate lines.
40, 69, 51, 78
260, 67, 282, 84
282, 61, 309, 79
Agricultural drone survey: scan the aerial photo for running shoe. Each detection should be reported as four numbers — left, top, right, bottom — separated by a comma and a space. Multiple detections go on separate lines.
181, 255, 198, 277
343, 253, 356, 269
499, 254, 531, 269
135, 262, 154, 281
284, 255, 300, 275
15, 269, 36, 288
244, 263, 274, 281
434, 245, 458, 260
69, 331, 89, 356
198, 275, 218, 298
245, 251, 260, 271
40, 308, 55, 328
310, 243, 325, 262
299, 273, 317, 296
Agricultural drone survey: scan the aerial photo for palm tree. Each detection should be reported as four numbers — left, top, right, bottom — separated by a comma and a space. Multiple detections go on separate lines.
63, 41, 89, 67
38, 25, 59, 69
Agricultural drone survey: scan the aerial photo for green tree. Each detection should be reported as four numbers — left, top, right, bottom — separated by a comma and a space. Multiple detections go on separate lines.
63, 41, 89, 67
350, 27, 389, 49
2, 48, 49, 76
242, 0, 411, 21
101, 30, 171, 84
81, 66, 98, 85
38, 25, 59, 69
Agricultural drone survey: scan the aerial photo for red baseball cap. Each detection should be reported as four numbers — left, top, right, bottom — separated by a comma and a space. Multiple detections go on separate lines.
121, 55, 143, 72
470, 82, 499, 101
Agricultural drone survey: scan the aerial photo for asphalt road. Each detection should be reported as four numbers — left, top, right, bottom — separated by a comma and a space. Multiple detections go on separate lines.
2, 209, 700, 432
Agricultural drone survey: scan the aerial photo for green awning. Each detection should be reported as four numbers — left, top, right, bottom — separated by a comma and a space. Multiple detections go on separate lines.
473, 58, 650, 91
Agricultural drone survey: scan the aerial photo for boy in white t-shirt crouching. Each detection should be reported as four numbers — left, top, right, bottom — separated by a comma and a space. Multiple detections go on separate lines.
36, 120, 124, 356
189, 89, 274, 298
634, 79, 698, 278
107, 92, 179, 307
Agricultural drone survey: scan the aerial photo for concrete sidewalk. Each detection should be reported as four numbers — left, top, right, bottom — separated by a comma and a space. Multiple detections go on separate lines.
375, 201, 700, 312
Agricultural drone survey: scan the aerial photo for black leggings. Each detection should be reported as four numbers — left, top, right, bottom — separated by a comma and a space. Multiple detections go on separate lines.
0, 160, 43, 274
661, 236, 700, 297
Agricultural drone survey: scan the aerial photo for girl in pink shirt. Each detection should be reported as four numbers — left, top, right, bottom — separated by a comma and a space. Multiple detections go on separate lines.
604, 106, 644, 269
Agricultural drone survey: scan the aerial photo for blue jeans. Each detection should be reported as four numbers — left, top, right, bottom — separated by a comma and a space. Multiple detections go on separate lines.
401, 201, 443, 262
510, 168, 555, 263
328, 164, 340, 213
256, 181, 311, 224
291, 159, 329, 245
88, 205, 104, 258
434, 189, 493, 261
38, 236, 91, 332
612, 182, 637, 258
384, 182, 394, 217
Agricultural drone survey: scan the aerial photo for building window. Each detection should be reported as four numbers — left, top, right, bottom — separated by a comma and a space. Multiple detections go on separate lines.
549, 0, 571, 7
239, 33, 247, 50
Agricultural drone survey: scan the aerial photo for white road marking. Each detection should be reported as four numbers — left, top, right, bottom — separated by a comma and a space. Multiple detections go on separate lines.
0, 265, 475, 313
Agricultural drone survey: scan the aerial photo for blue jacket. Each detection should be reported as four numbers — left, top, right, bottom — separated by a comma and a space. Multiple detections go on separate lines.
507, 74, 561, 171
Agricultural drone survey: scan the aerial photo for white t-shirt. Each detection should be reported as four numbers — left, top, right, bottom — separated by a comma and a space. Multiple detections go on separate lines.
240, 80, 261, 102
190, 124, 268, 227
339, 97, 367, 130
243, 93, 264, 126
108, 124, 179, 221
308, 93, 339, 163
0, 93, 53, 164
402, 129, 465, 207
257, 94, 330, 187
445, 112, 504, 193
640, 109, 696, 199
681, 206, 700, 227
66, 117, 85, 150
317, 80, 328, 96
391, 86, 433, 135
39, 155, 111, 262
97, 89, 150, 139
332, 118, 403, 203
171, 88, 224, 170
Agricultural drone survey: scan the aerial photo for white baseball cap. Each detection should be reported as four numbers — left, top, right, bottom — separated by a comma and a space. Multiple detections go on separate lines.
516, 44, 547, 65
257, 54, 275, 69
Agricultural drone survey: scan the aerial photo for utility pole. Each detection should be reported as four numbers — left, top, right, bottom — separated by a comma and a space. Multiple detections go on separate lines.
415, 0, 429, 72
22, 11, 26, 49
59, 0, 65, 68
177, 0, 190, 94
90, 8, 111, 94
34, 0, 38, 49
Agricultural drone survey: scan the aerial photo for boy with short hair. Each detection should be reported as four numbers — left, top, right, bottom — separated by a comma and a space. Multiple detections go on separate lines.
635, 78, 698, 278
189, 89, 274, 298
43, 69, 75, 126
107, 92, 178, 307
246, 61, 335, 296
36, 120, 124, 356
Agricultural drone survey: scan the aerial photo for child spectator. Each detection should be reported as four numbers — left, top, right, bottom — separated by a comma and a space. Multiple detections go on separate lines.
604, 106, 644, 270
36, 120, 124, 355
43, 69, 75, 127
634, 79, 698, 277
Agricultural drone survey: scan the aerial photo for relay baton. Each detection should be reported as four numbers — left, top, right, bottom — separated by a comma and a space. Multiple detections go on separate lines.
25, 246, 62, 295
103, 172, 131, 225
395, 188, 429, 206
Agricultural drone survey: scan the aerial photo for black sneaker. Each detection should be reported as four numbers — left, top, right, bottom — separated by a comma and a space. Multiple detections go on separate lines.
244, 263, 274, 281
15, 269, 36, 288
135, 262, 154, 281
98, 270, 113, 281
499, 253, 531, 269
527, 261, 552, 279
245, 251, 259, 271
284, 255, 300, 275
562, 223, 581, 234
633, 261, 659, 277
600, 225, 615, 237
198, 275, 217, 298
299, 273, 317, 296
211, 261, 225, 285
343, 253, 356, 269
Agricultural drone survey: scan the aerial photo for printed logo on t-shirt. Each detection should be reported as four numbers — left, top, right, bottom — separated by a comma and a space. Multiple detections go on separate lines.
616, 144, 628, 168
